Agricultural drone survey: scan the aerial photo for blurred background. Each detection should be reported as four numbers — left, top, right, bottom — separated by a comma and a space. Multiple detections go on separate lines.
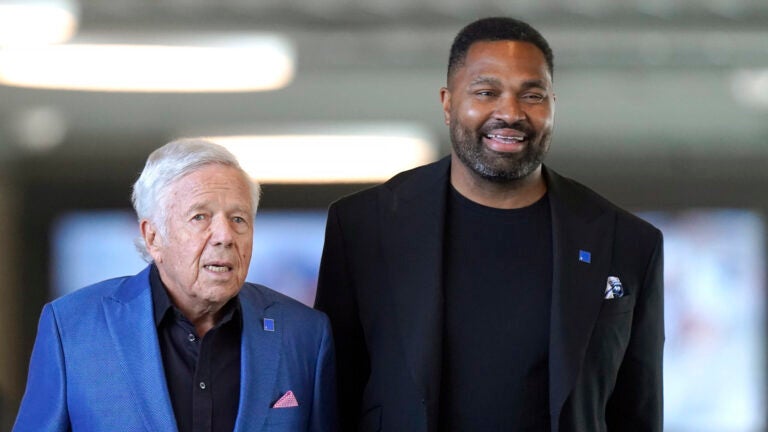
0, 0, 766, 430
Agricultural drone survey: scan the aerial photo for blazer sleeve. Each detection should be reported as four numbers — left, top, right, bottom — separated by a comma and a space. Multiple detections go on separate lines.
606, 231, 664, 431
314, 203, 370, 432
309, 313, 339, 432
13, 304, 71, 432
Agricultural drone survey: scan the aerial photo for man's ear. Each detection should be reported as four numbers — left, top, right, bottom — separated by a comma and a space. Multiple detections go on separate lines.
140, 219, 162, 263
439, 87, 451, 126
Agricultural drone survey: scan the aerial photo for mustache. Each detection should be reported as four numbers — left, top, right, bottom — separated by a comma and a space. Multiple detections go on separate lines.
479, 120, 534, 135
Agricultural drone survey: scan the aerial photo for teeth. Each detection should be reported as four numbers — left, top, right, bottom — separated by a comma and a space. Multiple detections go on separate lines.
205, 265, 229, 273
487, 134, 524, 141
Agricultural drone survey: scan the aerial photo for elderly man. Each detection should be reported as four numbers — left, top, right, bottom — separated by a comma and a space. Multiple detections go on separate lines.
14, 139, 337, 432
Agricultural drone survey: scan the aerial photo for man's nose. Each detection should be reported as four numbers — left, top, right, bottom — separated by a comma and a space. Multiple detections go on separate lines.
209, 216, 235, 247
494, 95, 525, 123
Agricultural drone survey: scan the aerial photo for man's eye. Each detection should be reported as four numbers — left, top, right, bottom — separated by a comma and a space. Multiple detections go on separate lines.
523, 93, 545, 102
233, 216, 245, 223
193, 214, 206, 221
476, 90, 495, 97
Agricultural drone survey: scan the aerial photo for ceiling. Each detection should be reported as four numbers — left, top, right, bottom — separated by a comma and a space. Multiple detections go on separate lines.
0, 0, 767, 172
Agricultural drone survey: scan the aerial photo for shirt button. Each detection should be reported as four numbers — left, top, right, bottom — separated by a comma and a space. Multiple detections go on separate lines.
199, 382, 206, 390
188, 333, 196, 342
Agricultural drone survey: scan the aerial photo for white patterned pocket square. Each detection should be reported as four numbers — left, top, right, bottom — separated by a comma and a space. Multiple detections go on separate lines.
604, 276, 624, 299
272, 390, 299, 408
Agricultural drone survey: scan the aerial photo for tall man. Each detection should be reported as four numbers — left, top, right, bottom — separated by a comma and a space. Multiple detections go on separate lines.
15, 139, 337, 431
315, 17, 664, 431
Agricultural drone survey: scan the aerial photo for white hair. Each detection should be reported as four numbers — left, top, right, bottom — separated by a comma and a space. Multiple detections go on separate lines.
131, 138, 261, 262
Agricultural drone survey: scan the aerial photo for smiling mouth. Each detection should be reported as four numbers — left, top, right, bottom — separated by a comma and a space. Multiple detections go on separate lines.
204, 264, 232, 273
485, 133, 525, 143
482, 132, 529, 153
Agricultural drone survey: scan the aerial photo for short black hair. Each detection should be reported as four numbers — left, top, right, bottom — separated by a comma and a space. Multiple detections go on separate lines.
447, 17, 554, 82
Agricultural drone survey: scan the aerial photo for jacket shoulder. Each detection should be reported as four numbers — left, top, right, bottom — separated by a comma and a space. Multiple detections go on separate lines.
49, 275, 134, 314
329, 157, 449, 211
547, 167, 661, 239
240, 283, 330, 326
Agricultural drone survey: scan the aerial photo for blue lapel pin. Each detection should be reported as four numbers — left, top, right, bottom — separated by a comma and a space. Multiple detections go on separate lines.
263, 318, 275, 332
579, 250, 592, 264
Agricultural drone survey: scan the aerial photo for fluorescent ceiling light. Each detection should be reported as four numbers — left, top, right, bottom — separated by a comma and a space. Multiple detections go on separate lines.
0, 1, 78, 45
210, 131, 437, 184
0, 34, 294, 92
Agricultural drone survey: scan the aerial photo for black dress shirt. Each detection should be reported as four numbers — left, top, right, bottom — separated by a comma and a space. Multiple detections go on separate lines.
150, 265, 242, 432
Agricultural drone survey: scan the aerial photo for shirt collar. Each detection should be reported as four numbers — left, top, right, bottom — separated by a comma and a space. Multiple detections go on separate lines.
149, 263, 242, 329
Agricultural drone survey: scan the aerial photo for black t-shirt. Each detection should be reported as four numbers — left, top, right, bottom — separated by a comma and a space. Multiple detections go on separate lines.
439, 186, 553, 431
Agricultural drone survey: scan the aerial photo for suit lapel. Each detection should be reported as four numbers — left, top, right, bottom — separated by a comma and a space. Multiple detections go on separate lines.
380, 158, 450, 412
233, 287, 281, 432
379, 160, 614, 428
544, 168, 615, 426
102, 266, 177, 432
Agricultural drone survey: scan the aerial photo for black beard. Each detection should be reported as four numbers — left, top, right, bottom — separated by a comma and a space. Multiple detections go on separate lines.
450, 120, 549, 183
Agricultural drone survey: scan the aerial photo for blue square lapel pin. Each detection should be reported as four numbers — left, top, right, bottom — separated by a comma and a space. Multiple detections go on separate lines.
263, 318, 275, 332
578, 250, 592, 264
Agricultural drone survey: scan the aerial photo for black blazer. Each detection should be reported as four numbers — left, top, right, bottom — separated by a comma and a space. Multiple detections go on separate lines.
315, 156, 664, 432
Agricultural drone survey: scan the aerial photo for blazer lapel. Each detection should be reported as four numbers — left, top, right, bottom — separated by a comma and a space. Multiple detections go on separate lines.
379, 160, 614, 428
544, 167, 615, 427
379, 157, 450, 417
233, 288, 281, 432
102, 266, 177, 432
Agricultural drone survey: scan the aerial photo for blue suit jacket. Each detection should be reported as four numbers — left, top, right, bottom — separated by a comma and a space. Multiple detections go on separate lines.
14, 266, 337, 431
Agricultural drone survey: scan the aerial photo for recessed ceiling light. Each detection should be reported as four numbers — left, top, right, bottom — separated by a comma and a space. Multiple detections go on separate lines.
731, 69, 768, 109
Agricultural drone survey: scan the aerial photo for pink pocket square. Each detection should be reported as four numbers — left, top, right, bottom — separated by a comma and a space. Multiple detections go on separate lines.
272, 390, 299, 408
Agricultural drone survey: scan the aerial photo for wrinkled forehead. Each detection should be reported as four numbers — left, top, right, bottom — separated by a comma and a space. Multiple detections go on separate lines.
162, 164, 254, 209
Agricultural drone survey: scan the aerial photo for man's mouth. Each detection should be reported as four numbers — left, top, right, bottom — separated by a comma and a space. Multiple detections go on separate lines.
485, 133, 525, 143
482, 130, 528, 152
204, 264, 232, 273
